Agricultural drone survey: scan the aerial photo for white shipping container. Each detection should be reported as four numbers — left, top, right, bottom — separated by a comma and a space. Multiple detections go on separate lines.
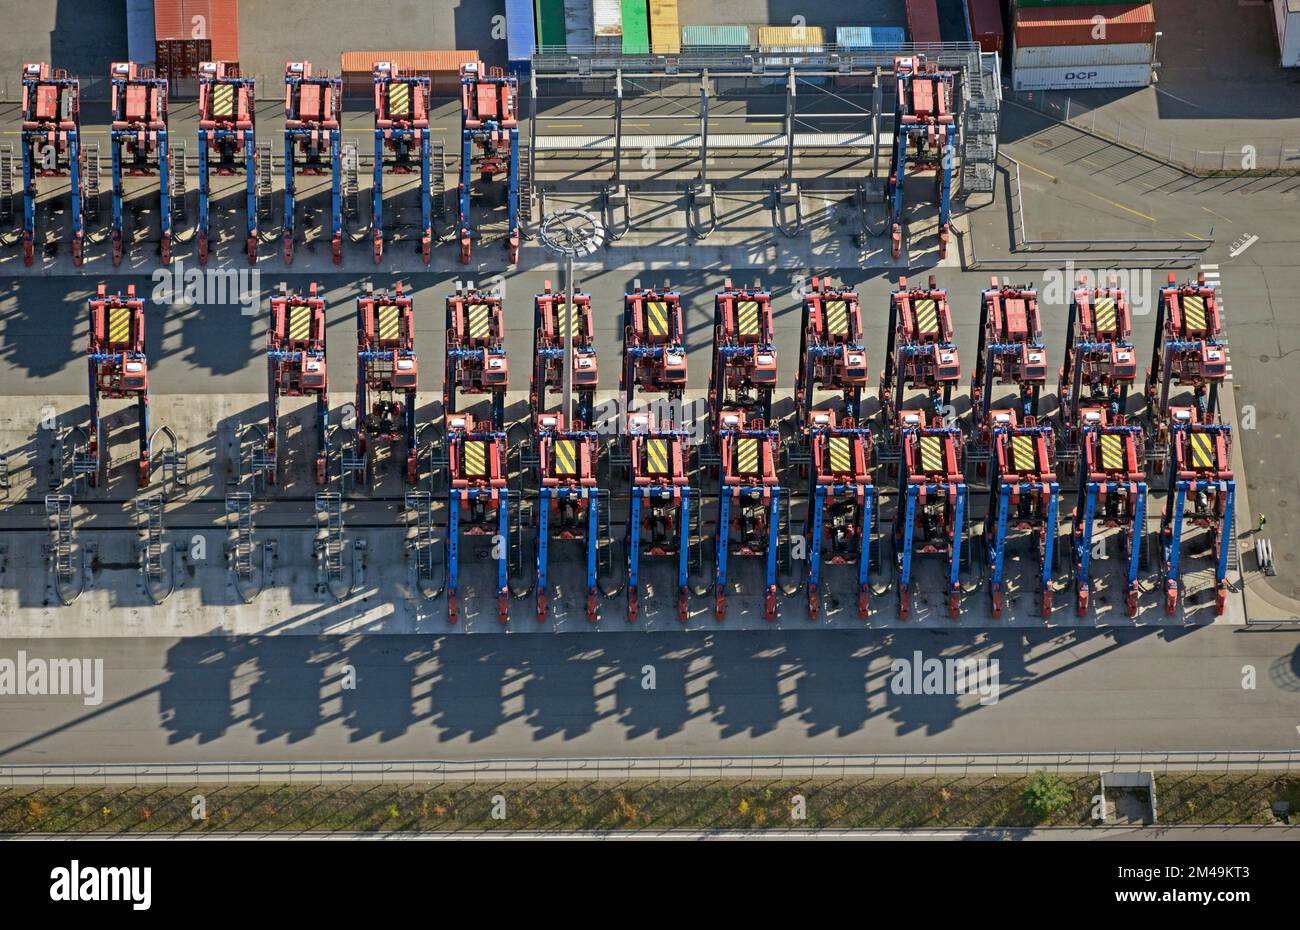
593, 0, 622, 51
1013, 41, 1154, 69
1274, 0, 1300, 67
1013, 62, 1152, 91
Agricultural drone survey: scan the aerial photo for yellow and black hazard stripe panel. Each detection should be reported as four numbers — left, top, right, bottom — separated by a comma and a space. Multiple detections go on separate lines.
1182, 294, 1207, 333
827, 436, 852, 474
1099, 433, 1124, 472
914, 298, 939, 335
644, 438, 669, 475
1093, 297, 1117, 334
737, 300, 760, 338
824, 299, 849, 337
288, 304, 312, 342
377, 304, 401, 342
462, 440, 487, 478
735, 437, 759, 475
555, 302, 578, 341
646, 300, 669, 338
552, 438, 577, 476
1010, 434, 1036, 473
919, 435, 943, 475
387, 81, 410, 117
466, 303, 491, 340
1189, 430, 1215, 471
107, 306, 132, 346
211, 83, 234, 119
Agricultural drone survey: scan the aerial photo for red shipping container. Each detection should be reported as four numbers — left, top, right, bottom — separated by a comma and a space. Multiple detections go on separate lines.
155, 0, 185, 40
968, 0, 1005, 54
1014, 3, 1155, 47
907, 0, 943, 43
209, 0, 240, 63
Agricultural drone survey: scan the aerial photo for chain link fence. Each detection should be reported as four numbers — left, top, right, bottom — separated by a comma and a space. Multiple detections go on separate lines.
2, 751, 1298, 786
1009, 89, 1300, 176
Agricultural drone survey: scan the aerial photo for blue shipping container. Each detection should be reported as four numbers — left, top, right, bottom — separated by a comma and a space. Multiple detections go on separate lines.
680, 24, 751, 47
836, 26, 908, 49
564, 0, 594, 51
506, 0, 536, 73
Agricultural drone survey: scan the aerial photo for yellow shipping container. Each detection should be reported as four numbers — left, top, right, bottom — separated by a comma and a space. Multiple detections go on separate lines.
757, 24, 827, 48
649, 0, 680, 54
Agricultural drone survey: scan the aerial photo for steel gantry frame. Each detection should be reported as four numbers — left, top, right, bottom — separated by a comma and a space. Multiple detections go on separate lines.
887, 55, 956, 259
108, 61, 170, 265
20, 62, 83, 266
533, 412, 603, 623
971, 279, 1048, 429
1058, 277, 1137, 460
86, 284, 150, 487
984, 418, 1059, 619
1145, 272, 1228, 429
283, 61, 342, 265
266, 282, 329, 486
445, 285, 509, 430
458, 62, 520, 264
1072, 421, 1147, 618
445, 413, 511, 624
709, 279, 778, 448
372, 61, 432, 264
531, 280, 598, 426
794, 277, 869, 439
894, 421, 966, 621
879, 275, 960, 428
622, 282, 688, 419
1161, 409, 1235, 617
625, 411, 698, 624
803, 410, 875, 621
355, 284, 418, 485
714, 414, 784, 622
197, 61, 258, 265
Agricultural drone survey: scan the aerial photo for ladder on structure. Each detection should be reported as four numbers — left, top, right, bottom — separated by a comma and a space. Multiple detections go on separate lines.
517, 139, 532, 224
45, 494, 74, 585
0, 144, 13, 220
84, 141, 101, 222
405, 490, 435, 583
958, 52, 1000, 198
342, 141, 360, 220
431, 138, 446, 221
136, 494, 166, 588
316, 492, 344, 586
256, 141, 274, 221
170, 140, 187, 222
226, 491, 254, 580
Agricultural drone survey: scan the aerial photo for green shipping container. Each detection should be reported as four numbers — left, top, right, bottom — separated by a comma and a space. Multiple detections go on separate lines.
536, 0, 566, 49
621, 0, 650, 53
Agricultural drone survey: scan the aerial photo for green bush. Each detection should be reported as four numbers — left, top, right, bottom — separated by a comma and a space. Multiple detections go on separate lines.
1021, 772, 1072, 821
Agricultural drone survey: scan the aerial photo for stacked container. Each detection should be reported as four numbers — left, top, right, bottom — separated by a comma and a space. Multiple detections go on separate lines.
649, 0, 681, 54
906, 0, 943, 43
593, 0, 623, 52
155, 0, 236, 79
506, 0, 537, 73
758, 25, 828, 80
1011, 2, 1157, 90
681, 24, 751, 49
835, 26, 908, 86
536, 0, 568, 51
967, 0, 1005, 55
621, 0, 650, 54
1275, 0, 1300, 68
563, 0, 595, 51
340, 51, 483, 96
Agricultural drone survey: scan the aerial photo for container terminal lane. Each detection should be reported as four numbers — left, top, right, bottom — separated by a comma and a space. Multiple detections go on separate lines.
0, 29, 1297, 766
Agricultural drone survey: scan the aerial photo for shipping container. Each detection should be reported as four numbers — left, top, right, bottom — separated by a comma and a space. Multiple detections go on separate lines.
1275, 0, 1300, 67
536, 0, 567, 50
1013, 39, 1152, 67
967, 0, 1004, 54
155, 0, 212, 40
937, 0, 971, 42
836, 26, 908, 49
907, 0, 943, 43
506, 0, 536, 72
154, 37, 211, 80
758, 25, 827, 48
1014, 3, 1156, 47
127, 0, 156, 63
681, 24, 750, 47
564, 0, 595, 51
593, 0, 623, 52
341, 50, 483, 96
1012, 62, 1152, 91
620, 0, 650, 54
209, 0, 239, 63
649, 0, 680, 54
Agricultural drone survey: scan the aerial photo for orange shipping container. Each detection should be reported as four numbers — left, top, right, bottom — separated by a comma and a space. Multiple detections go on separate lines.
208, 0, 239, 63
341, 50, 483, 96
156, 0, 212, 40
1014, 2, 1156, 47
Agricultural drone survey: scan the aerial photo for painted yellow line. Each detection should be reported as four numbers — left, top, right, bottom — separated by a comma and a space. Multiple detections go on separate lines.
1183, 230, 1206, 241
1087, 191, 1155, 223
1017, 159, 1057, 182
1202, 205, 1234, 224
